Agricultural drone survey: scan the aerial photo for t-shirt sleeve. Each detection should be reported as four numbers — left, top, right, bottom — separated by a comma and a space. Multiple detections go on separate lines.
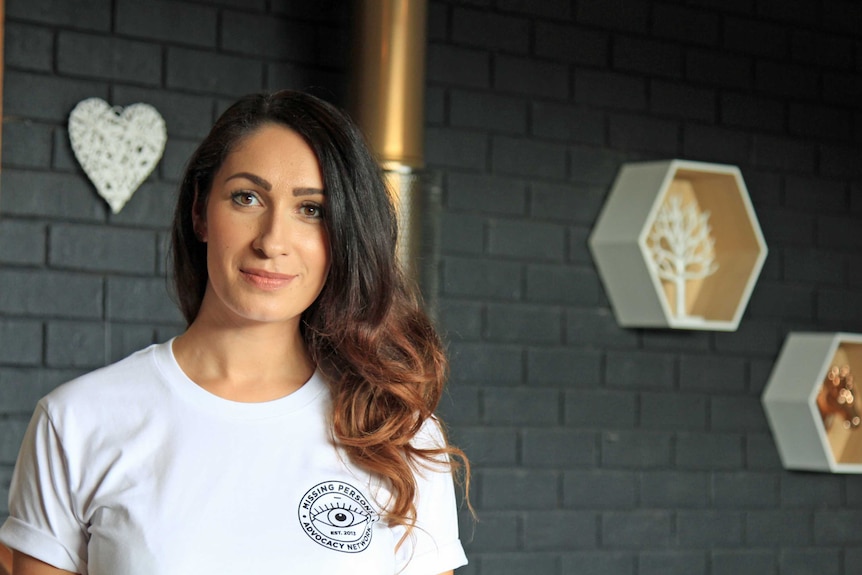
0, 402, 88, 573
393, 417, 468, 575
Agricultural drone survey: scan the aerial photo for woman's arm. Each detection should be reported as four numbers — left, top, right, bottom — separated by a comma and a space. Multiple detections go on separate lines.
12, 552, 77, 575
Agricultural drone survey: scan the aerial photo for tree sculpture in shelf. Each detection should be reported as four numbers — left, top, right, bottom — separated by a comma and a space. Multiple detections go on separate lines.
648, 193, 718, 320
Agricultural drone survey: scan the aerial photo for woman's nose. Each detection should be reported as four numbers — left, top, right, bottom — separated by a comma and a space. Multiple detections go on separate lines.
252, 212, 291, 258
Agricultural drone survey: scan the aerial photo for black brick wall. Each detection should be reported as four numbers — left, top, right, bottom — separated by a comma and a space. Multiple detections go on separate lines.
1, 1, 862, 574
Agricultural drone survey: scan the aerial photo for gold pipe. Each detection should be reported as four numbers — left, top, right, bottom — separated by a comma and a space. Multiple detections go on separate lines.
350, 0, 427, 171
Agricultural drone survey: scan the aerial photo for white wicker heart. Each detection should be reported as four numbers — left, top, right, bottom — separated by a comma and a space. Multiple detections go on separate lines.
68, 98, 167, 214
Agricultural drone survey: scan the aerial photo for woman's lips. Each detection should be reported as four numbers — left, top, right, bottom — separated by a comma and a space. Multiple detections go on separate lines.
240, 268, 296, 290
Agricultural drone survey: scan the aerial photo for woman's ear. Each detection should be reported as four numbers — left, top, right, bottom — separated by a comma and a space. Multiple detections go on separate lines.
192, 188, 207, 242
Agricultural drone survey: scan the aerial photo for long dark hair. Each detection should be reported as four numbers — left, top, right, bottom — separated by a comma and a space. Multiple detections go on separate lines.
171, 90, 468, 532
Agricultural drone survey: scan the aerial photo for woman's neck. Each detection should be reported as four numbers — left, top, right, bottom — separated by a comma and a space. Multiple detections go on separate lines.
172, 318, 315, 403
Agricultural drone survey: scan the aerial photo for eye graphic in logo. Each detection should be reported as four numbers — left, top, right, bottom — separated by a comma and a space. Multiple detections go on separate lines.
298, 481, 379, 553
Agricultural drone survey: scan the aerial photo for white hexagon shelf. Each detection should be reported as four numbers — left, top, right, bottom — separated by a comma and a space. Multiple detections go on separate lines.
762, 332, 862, 473
588, 159, 768, 331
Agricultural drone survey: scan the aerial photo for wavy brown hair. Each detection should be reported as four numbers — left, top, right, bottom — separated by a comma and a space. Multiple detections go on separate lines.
171, 90, 469, 532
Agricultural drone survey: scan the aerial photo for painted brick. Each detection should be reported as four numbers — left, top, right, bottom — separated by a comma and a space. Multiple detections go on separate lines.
577, 0, 648, 33
530, 183, 606, 226
640, 471, 709, 508
601, 431, 672, 469
560, 551, 634, 575
527, 347, 601, 388
491, 136, 568, 179
524, 510, 597, 549
488, 219, 566, 261
566, 308, 639, 349
720, 92, 785, 132
0, 368, 84, 415
642, 330, 710, 352
4, 71, 109, 124
460, 511, 519, 551
112, 86, 215, 141
713, 320, 781, 357
713, 471, 779, 508
484, 388, 561, 426
0, 418, 31, 464
821, 144, 862, 179
613, 36, 683, 79
486, 303, 562, 344
640, 392, 707, 430
57, 32, 161, 85
685, 49, 752, 90
523, 428, 596, 468
116, 0, 216, 47
0, 219, 46, 266
450, 90, 527, 134
712, 550, 776, 575
652, 2, 719, 46
781, 472, 844, 507
786, 176, 848, 214
425, 127, 488, 170
568, 227, 593, 265
446, 173, 527, 216
160, 139, 201, 183
682, 124, 751, 166
791, 30, 854, 70
494, 55, 570, 99
441, 256, 522, 300
166, 47, 263, 96
49, 224, 156, 274
481, 469, 558, 510
814, 510, 862, 545
531, 102, 604, 145
822, 1, 862, 35
749, 282, 816, 320
724, 16, 787, 59
640, 552, 706, 575
498, 0, 571, 18
0, 269, 103, 319
565, 390, 637, 429
448, 342, 523, 385
270, 0, 342, 19
109, 324, 157, 363
823, 71, 862, 107
789, 103, 853, 142
575, 70, 647, 111
563, 470, 636, 508
650, 81, 715, 122
110, 182, 177, 230
440, 213, 484, 255
780, 549, 841, 575
678, 355, 746, 392
106, 277, 183, 323
45, 321, 107, 368
452, 7, 529, 53
601, 510, 672, 548
0, 319, 43, 366
676, 433, 744, 469
7, 0, 111, 30
435, 384, 480, 425
426, 44, 490, 88
757, 207, 816, 247
745, 433, 783, 470
817, 288, 862, 324
710, 395, 768, 433
221, 12, 316, 62
2, 120, 52, 169
756, 60, 820, 101
479, 553, 558, 575
534, 22, 608, 66
426, 2, 447, 41
756, 0, 819, 24
608, 113, 680, 155
5, 22, 53, 71
604, 351, 675, 390
527, 264, 601, 305
569, 146, 634, 186
677, 511, 743, 546
745, 510, 813, 546
437, 299, 483, 341
452, 426, 517, 466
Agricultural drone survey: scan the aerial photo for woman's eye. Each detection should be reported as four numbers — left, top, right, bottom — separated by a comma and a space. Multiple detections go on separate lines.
231, 192, 260, 206
301, 203, 324, 219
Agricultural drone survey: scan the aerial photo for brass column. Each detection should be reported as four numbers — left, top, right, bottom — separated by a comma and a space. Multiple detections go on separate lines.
350, 0, 438, 303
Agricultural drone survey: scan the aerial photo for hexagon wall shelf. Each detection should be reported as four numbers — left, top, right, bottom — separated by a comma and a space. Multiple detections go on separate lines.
588, 159, 768, 331
762, 332, 862, 473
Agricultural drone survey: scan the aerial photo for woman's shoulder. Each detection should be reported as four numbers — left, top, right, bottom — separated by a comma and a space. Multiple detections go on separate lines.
39, 341, 168, 419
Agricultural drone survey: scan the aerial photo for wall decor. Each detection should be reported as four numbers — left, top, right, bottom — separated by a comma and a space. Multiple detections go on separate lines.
68, 97, 167, 214
588, 159, 767, 331
762, 332, 862, 473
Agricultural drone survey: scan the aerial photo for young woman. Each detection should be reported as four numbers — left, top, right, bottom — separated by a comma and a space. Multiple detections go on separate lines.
0, 91, 469, 575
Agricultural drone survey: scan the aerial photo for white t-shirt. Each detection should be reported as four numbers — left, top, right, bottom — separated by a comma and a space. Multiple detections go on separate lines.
0, 341, 467, 575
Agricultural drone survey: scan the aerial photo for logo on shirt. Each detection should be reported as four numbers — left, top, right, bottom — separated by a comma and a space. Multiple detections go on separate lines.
298, 480, 379, 553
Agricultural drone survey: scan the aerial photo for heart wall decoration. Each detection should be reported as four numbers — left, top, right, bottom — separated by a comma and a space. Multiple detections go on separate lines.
68, 98, 168, 214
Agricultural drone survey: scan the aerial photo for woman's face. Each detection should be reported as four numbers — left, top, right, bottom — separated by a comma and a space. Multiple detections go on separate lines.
193, 123, 330, 328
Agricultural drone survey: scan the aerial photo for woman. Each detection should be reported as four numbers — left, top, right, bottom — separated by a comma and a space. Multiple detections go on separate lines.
0, 91, 469, 574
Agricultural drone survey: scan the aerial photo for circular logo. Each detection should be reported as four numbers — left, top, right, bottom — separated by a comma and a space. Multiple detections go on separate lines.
298, 480, 379, 553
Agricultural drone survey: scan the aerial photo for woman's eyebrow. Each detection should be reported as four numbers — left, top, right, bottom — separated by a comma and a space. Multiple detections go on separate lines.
293, 187, 325, 197
224, 172, 271, 190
